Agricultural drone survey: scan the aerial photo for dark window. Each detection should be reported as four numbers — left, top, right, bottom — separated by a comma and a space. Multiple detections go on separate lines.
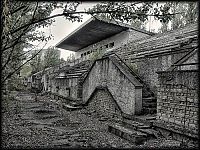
105, 44, 109, 48
66, 88, 70, 97
109, 42, 114, 48
81, 54, 83, 57
84, 53, 86, 56
56, 86, 59, 92
87, 51, 91, 55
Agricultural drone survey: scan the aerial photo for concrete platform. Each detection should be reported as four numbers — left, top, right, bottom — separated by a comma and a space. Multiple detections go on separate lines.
108, 123, 147, 145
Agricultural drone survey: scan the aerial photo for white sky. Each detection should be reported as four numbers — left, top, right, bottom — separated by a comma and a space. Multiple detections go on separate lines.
32, 2, 163, 61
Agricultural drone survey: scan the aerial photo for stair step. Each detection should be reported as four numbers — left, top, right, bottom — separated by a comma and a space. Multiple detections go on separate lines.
143, 97, 156, 101
142, 108, 157, 114
137, 125, 151, 129
142, 103, 157, 108
108, 123, 147, 145
137, 128, 156, 137
122, 120, 151, 129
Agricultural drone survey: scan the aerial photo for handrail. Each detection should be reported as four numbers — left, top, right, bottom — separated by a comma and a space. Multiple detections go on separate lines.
110, 53, 144, 84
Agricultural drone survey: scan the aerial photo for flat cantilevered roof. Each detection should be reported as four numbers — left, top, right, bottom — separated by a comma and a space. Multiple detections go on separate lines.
56, 17, 154, 52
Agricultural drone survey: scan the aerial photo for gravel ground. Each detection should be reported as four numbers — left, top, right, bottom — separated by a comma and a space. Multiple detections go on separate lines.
1, 91, 194, 149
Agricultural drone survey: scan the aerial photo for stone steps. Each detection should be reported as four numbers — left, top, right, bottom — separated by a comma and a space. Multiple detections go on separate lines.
142, 108, 157, 114
142, 96, 157, 114
142, 102, 157, 108
108, 116, 160, 145
142, 97, 157, 102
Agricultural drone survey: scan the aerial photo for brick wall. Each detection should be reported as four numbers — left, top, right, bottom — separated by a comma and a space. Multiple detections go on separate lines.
86, 89, 122, 120
156, 70, 198, 133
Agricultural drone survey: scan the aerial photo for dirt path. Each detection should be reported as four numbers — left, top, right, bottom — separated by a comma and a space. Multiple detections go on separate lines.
2, 91, 183, 149
2, 91, 135, 148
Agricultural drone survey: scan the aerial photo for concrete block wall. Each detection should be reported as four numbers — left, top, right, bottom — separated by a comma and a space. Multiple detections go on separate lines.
86, 89, 122, 120
156, 70, 198, 133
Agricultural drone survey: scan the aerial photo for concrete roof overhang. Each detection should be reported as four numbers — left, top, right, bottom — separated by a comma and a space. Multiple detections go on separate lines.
56, 17, 153, 52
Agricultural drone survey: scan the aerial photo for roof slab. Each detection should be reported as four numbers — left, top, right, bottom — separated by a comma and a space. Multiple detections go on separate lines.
56, 17, 153, 52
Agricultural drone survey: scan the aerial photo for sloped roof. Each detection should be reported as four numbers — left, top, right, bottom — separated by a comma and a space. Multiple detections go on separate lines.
56, 17, 154, 52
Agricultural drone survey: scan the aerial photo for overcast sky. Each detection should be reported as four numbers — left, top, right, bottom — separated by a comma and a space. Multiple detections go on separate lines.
33, 2, 162, 61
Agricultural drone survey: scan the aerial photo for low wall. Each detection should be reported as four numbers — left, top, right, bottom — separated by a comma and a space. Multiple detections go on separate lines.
49, 77, 79, 100
86, 88, 122, 120
156, 70, 198, 134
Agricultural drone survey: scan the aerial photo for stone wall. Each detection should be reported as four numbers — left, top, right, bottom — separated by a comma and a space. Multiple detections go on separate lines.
129, 52, 190, 94
156, 70, 198, 133
82, 56, 143, 115
86, 88, 122, 120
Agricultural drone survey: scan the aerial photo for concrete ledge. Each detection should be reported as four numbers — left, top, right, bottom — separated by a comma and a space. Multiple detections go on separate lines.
153, 120, 198, 140
108, 124, 146, 145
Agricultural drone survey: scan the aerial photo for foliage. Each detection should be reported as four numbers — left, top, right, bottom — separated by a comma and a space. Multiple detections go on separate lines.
1, 0, 64, 87
20, 64, 32, 77
89, 48, 106, 61
88, 2, 174, 24
158, 2, 198, 33
66, 53, 75, 63
29, 50, 43, 74
29, 47, 60, 74
130, 18, 147, 30
43, 47, 60, 68
170, 2, 198, 30
127, 62, 138, 74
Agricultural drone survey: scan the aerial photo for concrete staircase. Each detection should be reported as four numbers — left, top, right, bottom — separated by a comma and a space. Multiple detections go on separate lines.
142, 97, 157, 114
63, 60, 93, 104
106, 53, 157, 115
108, 116, 160, 145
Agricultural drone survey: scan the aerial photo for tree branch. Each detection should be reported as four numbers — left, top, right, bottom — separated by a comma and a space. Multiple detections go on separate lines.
9, 10, 183, 36
1, 42, 48, 84
12, 42, 42, 59
2, 25, 31, 52
10, 5, 26, 15
2, 44, 16, 70
2, 15, 38, 70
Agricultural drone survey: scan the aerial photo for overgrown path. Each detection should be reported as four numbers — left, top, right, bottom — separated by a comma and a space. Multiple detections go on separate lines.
2, 91, 135, 148
2, 91, 181, 149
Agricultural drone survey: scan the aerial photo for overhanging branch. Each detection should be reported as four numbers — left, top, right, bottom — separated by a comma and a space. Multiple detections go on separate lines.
1, 42, 48, 84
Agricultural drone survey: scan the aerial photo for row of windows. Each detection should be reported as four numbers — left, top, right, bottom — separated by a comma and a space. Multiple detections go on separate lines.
80, 42, 114, 58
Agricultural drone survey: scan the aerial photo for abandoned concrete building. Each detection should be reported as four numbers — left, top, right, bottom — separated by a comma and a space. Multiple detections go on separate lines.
28, 17, 198, 144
